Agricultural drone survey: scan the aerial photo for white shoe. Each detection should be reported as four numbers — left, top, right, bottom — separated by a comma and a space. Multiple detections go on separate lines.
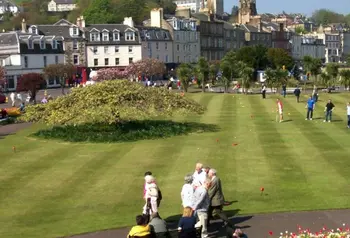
305, 118, 308, 120
324, 120, 326, 122
310, 118, 313, 120
328, 121, 331, 123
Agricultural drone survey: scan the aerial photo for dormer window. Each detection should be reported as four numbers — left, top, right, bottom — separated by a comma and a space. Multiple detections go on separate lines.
102, 32, 109, 41
70, 27, 79, 36
40, 39, 45, 49
90, 32, 100, 42
125, 31, 135, 41
52, 40, 57, 49
113, 31, 120, 41
28, 39, 33, 49
30, 26, 38, 34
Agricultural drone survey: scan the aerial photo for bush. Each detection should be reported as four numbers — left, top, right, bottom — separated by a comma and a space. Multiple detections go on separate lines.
32, 120, 219, 143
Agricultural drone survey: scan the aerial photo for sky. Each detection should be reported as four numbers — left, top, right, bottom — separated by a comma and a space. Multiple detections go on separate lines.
224, 0, 350, 16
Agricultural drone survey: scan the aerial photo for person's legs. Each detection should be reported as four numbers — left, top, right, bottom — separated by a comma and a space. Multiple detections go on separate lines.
197, 211, 208, 238
329, 111, 332, 122
207, 206, 213, 227
297, 95, 300, 103
348, 115, 350, 128
325, 111, 329, 122
150, 197, 158, 213
306, 108, 310, 119
213, 206, 232, 227
310, 109, 313, 120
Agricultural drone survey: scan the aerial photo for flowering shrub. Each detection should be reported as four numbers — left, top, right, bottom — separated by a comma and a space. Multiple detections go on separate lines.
94, 68, 129, 81
269, 224, 350, 238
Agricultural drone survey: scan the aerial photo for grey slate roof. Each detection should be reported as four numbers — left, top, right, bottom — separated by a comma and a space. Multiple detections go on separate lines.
137, 26, 172, 41
0, 32, 64, 54
52, 0, 74, 4
35, 19, 84, 40
84, 24, 141, 45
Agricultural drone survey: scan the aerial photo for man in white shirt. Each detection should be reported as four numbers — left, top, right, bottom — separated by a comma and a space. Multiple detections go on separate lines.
192, 163, 207, 189
193, 179, 210, 238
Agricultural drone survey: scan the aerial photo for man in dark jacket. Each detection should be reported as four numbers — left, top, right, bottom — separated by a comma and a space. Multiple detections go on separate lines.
207, 169, 233, 228
294, 86, 301, 103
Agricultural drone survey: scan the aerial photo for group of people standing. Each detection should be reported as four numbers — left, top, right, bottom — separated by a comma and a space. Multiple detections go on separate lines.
127, 164, 243, 238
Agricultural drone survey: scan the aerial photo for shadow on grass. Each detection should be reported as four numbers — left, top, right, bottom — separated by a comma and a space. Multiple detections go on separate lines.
32, 120, 220, 143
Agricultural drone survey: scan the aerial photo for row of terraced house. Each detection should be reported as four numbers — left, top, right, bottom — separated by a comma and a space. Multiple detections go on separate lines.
0, 7, 349, 90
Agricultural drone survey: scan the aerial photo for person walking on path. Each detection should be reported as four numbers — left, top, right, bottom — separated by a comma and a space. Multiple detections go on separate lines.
277, 98, 284, 123
347, 102, 350, 128
294, 86, 301, 103
207, 169, 233, 228
306, 96, 315, 120
324, 99, 335, 123
261, 84, 266, 99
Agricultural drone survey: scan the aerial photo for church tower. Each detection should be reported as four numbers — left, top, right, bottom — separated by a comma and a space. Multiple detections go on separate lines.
238, 0, 258, 24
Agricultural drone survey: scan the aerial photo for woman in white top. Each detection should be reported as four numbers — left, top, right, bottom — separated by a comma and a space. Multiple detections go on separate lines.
347, 102, 350, 128
181, 174, 194, 208
143, 175, 159, 215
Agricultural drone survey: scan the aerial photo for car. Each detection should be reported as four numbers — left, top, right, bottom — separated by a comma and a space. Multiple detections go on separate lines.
0, 93, 6, 104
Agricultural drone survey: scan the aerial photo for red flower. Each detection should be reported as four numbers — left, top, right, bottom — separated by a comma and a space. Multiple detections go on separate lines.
268, 231, 273, 236
260, 187, 265, 192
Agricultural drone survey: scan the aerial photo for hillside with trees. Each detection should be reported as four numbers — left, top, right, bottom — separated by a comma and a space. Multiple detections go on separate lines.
0, 0, 176, 30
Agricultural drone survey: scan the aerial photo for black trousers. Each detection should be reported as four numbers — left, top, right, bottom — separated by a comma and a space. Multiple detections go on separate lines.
296, 95, 300, 103
262, 91, 266, 99
207, 205, 232, 227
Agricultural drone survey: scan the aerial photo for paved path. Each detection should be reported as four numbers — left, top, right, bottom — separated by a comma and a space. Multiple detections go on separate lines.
0, 122, 31, 138
68, 209, 350, 238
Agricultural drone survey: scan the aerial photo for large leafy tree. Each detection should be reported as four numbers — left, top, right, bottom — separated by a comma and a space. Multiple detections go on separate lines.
264, 68, 288, 93
83, 0, 119, 24
267, 48, 294, 70
43, 64, 76, 94
209, 63, 219, 85
302, 56, 322, 85
236, 45, 269, 70
340, 70, 350, 91
326, 63, 339, 85
311, 9, 345, 25
320, 72, 332, 90
197, 57, 209, 92
220, 51, 237, 93
176, 63, 193, 92
95, 68, 128, 81
0, 66, 5, 88
237, 61, 254, 94
16, 73, 46, 103
20, 80, 205, 125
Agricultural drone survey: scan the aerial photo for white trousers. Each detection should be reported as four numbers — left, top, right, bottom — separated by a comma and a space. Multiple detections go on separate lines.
143, 197, 158, 214
195, 211, 208, 238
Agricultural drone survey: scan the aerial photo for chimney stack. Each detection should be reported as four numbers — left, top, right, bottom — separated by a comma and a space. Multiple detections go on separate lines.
280, 23, 284, 32
21, 18, 26, 33
150, 8, 163, 28
123, 17, 134, 28
80, 16, 85, 28
76, 17, 81, 27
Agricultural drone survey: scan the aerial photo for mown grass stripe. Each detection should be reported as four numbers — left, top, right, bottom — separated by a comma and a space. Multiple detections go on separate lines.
247, 95, 309, 211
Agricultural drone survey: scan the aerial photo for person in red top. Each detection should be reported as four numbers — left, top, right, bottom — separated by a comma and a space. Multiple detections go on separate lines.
277, 98, 283, 123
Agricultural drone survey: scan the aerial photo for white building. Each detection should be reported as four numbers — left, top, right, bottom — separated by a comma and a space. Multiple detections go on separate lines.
138, 27, 173, 63
147, 8, 200, 64
173, 0, 224, 15
84, 17, 142, 69
0, 23, 65, 91
291, 35, 325, 61
47, 0, 76, 12
0, 0, 19, 14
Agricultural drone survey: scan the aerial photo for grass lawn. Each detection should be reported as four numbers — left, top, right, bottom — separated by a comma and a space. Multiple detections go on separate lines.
1, 93, 350, 238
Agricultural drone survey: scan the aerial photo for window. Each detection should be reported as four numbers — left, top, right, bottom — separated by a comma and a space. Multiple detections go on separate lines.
165, 55, 168, 62
90, 33, 100, 42
104, 46, 108, 54
94, 58, 98, 66
177, 56, 180, 62
156, 42, 159, 50
125, 32, 135, 41
156, 55, 159, 60
113, 31, 120, 41
43, 56, 47, 67
40, 40, 45, 49
102, 32, 109, 41
129, 57, 133, 64
73, 39, 78, 50
128, 46, 133, 53
73, 55, 78, 65
115, 58, 119, 65
72, 27, 78, 35
93, 46, 98, 54
52, 40, 57, 49
30, 26, 37, 34
28, 39, 33, 49
24, 56, 28, 68
105, 58, 109, 66
6, 75, 15, 89
177, 44, 179, 51
165, 42, 167, 50
55, 55, 59, 64
115, 46, 119, 53
183, 44, 185, 51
